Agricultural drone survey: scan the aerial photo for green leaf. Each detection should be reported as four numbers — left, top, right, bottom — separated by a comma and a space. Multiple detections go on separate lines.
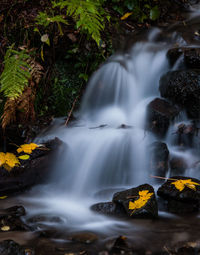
150, 6, 160, 21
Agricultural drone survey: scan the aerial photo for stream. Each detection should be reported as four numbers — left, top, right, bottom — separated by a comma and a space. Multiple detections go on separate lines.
2, 6, 200, 255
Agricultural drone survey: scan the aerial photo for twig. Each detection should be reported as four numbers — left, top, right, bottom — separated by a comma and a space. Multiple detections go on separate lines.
150, 175, 178, 181
65, 96, 79, 126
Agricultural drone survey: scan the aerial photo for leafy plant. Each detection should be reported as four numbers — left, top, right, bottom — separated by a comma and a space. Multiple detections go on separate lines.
111, 0, 160, 22
35, 0, 109, 45
0, 46, 31, 99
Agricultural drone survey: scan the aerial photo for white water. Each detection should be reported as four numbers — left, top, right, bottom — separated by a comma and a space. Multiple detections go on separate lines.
20, 32, 200, 234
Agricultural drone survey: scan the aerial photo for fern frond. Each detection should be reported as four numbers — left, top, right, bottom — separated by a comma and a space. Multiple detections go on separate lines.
52, 0, 106, 45
0, 47, 31, 99
36, 11, 68, 27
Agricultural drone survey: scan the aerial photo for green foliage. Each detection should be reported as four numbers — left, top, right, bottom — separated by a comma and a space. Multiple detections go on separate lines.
111, 0, 160, 22
35, 0, 109, 45
48, 62, 83, 117
35, 12, 68, 27
0, 46, 31, 99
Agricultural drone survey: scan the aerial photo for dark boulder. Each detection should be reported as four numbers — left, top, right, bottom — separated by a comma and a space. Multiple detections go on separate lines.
146, 98, 179, 137
159, 70, 200, 119
0, 240, 25, 255
157, 176, 200, 213
0, 206, 30, 232
167, 47, 200, 69
170, 156, 188, 175
0, 137, 63, 196
91, 202, 126, 217
113, 184, 158, 218
149, 142, 169, 178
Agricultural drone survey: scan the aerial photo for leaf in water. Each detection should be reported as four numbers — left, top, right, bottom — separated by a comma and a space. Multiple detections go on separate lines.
1, 226, 10, 231
171, 179, 200, 192
121, 12, 133, 20
129, 190, 153, 215
17, 143, 38, 154
18, 154, 30, 160
0, 196, 7, 199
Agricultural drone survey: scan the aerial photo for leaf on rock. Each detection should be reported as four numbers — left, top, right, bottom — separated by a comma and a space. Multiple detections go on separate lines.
0, 152, 20, 171
17, 143, 38, 154
129, 190, 153, 215
1, 226, 10, 231
171, 179, 200, 191
18, 154, 30, 160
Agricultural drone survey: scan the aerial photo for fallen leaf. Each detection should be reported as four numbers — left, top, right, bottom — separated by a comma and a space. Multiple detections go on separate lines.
171, 179, 200, 191
1, 226, 10, 231
121, 12, 133, 20
18, 154, 30, 160
0, 152, 20, 171
0, 196, 7, 199
17, 143, 38, 154
129, 190, 153, 215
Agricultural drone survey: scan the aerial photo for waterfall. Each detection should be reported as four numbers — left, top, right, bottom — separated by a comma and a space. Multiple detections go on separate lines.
21, 30, 200, 233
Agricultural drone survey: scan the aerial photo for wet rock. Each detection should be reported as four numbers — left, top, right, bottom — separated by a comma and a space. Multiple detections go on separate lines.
0, 206, 30, 232
171, 0, 199, 10
146, 98, 179, 137
149, 142, 169, 178
173, 123, 196, 147
91, 202, 126, 216
94, 188, 125, 200
27, 215, 63, 224
109, 236, 131, 254
167, 47, 200, 68
157, 176, 200, 213
159, 70, 200, 119
69, 232, 98, 244
170, 157, 188, 175
113, 184, 158, 218
0, 240, 25, 255
0, 137, 63, 196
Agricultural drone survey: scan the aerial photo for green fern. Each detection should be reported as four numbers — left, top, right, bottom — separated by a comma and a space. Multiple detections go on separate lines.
0, 46, 31, 99
35, 11, 68, 27
52, 0, 107, 45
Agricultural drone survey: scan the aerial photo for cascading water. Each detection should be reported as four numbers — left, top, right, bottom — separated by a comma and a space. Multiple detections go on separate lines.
20, 28, 200, 236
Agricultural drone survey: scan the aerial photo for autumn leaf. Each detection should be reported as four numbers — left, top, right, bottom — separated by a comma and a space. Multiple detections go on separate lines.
1, 226, 10, 231
171, 179, 200, 191
121, 12, 133, 20
0, 152, 20, 171
129, 190, 153, 215
0, 196, 7, 199
17, 143, 38, 154
18, 154, 30, 160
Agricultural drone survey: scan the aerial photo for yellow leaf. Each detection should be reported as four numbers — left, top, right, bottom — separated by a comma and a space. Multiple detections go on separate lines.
171, 179, 200, 192
0, 152, 6, 167
0, 152, 20, 171
18, 154, 30, 160
128, 190, 153, 215
41, 46, 44, 62
121, 12, 133, 20
0, 196, 7, 199
1, 226, 10, 231
17, 143, 38, 154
